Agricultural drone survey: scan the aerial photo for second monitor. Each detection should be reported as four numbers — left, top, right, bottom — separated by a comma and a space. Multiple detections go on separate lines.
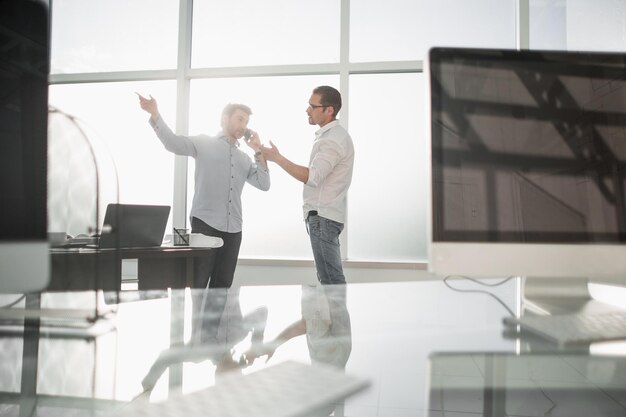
427, 47, 626, 281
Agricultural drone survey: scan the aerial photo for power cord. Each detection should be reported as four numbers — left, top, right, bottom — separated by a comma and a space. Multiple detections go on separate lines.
443, 275, 517, 317
444, 276, 559, 416
0, 294, 26, 309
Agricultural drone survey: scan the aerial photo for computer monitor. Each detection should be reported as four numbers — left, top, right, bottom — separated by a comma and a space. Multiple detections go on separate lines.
0, 0, 50, 293
427, 47, 626, 289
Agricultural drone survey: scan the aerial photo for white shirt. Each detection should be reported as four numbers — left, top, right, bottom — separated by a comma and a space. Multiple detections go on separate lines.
303, 120, 354, 223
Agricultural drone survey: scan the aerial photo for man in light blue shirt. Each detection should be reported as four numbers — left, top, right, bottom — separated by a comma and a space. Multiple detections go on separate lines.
138, 94, 270, 288
261, 86, 354, 284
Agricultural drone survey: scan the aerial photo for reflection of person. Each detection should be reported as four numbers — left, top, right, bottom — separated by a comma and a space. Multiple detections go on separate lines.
141, 287, 268, 391
241, 285, 352, 417
244, 284, 352, 370
137, 94, 270, 288
194, 287, 268, 377
261, 86, 354, 284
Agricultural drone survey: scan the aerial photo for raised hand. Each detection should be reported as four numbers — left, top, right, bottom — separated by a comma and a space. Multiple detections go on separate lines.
260, 140, 280, 162
135, 92, 159, 120
245, 129, 262, 151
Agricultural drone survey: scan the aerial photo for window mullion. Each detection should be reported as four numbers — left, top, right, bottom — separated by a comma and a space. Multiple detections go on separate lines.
173, 0, 194, 230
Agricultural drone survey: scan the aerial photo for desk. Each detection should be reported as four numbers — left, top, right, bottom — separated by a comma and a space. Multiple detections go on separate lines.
2, 279, 625, 416
49, 246, 217, 291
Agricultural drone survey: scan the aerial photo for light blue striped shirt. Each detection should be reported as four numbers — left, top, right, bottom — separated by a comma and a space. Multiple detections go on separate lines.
150, 117, 270, 233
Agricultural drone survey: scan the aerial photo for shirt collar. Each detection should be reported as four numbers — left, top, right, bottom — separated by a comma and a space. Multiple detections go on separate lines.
218, 130, 240, 147
315, 119, 339, 138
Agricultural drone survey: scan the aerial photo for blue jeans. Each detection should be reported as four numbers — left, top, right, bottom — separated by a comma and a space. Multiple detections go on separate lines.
306, 213, 346, 284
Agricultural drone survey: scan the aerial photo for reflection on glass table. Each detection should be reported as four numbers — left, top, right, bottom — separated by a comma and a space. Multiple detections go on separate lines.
427, 352, 626, 417
139, 285, 358, 417
3, 279, 625, 416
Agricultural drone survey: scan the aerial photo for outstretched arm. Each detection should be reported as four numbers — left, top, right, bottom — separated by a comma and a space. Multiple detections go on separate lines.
136, 92, 197, 157
261, 141, 309, 184
243, 318, 306, 364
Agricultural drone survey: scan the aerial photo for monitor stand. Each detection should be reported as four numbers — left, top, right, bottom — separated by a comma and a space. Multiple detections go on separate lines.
521, 276, 621, 316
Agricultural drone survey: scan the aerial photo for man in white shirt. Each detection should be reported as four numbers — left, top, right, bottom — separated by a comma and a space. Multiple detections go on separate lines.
261, 86, 354, 284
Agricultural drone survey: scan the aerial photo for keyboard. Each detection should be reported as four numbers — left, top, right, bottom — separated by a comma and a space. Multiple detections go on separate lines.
504, 309, 626, 346
109, 361, 369, 417
52, 236, 98, 248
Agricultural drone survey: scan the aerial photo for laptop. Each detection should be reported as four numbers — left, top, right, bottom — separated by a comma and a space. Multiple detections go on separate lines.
96, 203, 170, 249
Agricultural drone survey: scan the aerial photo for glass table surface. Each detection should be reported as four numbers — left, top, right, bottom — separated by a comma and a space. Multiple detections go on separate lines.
1, 278, 625, 416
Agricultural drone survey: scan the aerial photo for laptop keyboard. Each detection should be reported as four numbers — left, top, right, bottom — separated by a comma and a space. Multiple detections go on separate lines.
53, 236, 98, 248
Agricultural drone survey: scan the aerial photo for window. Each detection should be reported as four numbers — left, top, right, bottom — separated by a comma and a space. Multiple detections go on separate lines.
50, 0, 179, 73
49, 82, 177, 232
191, 0, 340, 67
48, 0, 622, 264
530, 0, 626, 52
348, 73, 426, 261
350, 0, 516, 62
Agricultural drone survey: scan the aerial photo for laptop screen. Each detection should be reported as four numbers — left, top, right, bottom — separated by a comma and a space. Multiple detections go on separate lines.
98, 204, 170, 249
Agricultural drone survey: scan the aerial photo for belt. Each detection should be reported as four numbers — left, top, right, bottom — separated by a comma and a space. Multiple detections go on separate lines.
307, 210, 318, 219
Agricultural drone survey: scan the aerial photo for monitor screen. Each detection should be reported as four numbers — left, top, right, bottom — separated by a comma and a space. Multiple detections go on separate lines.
428, 47, 626, 279
0, 0, 50, 293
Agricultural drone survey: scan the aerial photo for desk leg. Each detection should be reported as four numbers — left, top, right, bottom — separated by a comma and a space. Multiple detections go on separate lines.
186, 257, 194, 288
19, 295, 41, 417
483, 355, 506, 417
168, 292, 185, 393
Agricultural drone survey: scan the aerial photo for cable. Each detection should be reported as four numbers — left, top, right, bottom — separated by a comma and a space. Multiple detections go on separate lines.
446, 275, 516, 287
0, 294, 26, 309
537, 383, 557, 417
443, 275, 517, 317
446, 275, 559, 416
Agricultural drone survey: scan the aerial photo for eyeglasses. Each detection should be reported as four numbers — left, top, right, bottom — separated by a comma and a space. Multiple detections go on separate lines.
308, 103, 328, 110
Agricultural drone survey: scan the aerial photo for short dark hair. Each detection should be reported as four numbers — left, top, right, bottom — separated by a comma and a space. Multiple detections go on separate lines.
222, 103, 252, 119
313, 85, 342, 118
